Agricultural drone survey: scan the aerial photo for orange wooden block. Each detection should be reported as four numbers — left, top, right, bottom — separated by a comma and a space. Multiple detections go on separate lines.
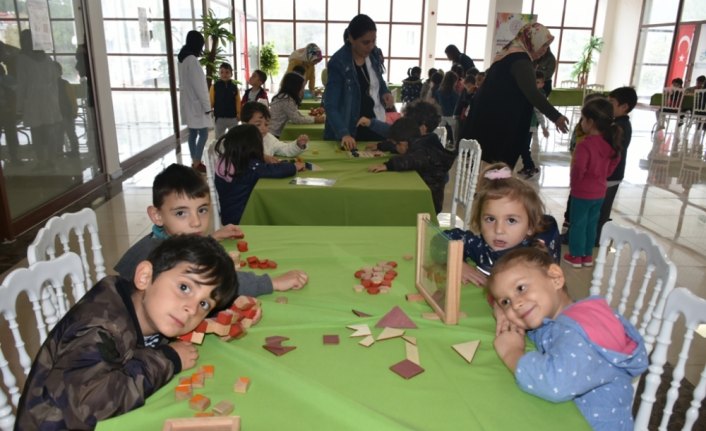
179, 377, 192, 386
236, 240, 248, 252
195, 321, 209, 333
233, 376, 250, 394
189, 394, 211, 411
201, 364, 214, 378
191, 372, 205, 389
175, 384, 192, 400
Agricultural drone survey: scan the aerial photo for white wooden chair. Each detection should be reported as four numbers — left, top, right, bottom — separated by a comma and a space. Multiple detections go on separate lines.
590, 222, 677, 355
0, 252, 86, 429
585, 83, 604, 92
634, 287, 706, 431
560, 79, 579, 88
433, 126, 448, 149
27, 207, 105, 288
204, 139, 222, 230
437, 139, 482, 230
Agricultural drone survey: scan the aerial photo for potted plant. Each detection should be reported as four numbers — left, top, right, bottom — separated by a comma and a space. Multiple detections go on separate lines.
200, 8, 235, 88
260, 42, 279, 90
571, 36, 603, 88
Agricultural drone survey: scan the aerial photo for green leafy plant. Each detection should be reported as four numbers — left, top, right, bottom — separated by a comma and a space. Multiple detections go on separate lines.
571, 36, 603, 87
199, 9, 235, 88
260, 42, 279, 89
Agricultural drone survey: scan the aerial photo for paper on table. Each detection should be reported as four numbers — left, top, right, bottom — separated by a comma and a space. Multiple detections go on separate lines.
290, 177, 336, 187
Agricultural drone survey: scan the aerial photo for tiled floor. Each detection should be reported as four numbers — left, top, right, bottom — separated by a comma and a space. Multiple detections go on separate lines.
2, 105, 706, 392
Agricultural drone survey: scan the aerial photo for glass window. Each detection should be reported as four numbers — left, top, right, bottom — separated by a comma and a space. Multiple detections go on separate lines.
390, 24, 421, 58
555, 63, 576, 86
171, 22, 197, 54
467, 0, 490, 25
465, 26, 486, 60
48, 0, 75, 19
327, 2, 357, 22
389, 59, 420, 84
101, 0, 164, 19
113, 91, 174, 160
263, 22, 293, 55
296, 0, 326, 21
437, 0, 467, 24
435, 25, 465, 60
376, 23, 391, 58
209, 0, 231, 18
532, 0, 563, 27
262, 0, 293, 20
51, 21, 78, 54
633, 64, 669, 97
360, 0, 391, 23
681, 0, 706, 22
392, 0, 422, 22
107, 56, 170, 89
637, 26, 674, 64
1, 21, 22, 49
643, 0, 679, 25
295, 22, 325, 52
327, 22, 348, 53
104, 21, 167, 54
245, 0, 259, 17
563, 0, 596, 28
559, 29, 592, 63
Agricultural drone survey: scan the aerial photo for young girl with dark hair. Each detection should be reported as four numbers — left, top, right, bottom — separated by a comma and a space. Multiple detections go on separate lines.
214, 124, 303, 224
401, 66, 422, 103
269, 72, 324, 138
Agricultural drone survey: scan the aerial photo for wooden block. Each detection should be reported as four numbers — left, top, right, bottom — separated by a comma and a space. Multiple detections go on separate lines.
179, 377, 192, 386
375, 306, 418, 329
162, 416, 240, 431
189, 394, 211, 411
234, 376, 250, 394
236, 240, 248, 252
390, 359, 424, 379
188, 332, 205, 345
262, 344, 296, 356
323, 334, 339, 345
240, 318, 253, 329
379, 286, 390, 294
346, 324, 371, 337
233, 296, 256, 310
358, 335, 375, 347
175, 384, 192, 400
209, 321, 231, 336
201, 364, 214, 378
275, 296, 288, 304
377, 327, 405, 341
191, 372, 205, 389
264, 336, 289, 346
195, 321, 209, 333
353, 284, 364, 293
228, 323, 245, 338
405, 341, 420, 365
452, 340, 481, 364
405, 293, 425, 302
216, 310, 234, 325
212, 400, 234, 416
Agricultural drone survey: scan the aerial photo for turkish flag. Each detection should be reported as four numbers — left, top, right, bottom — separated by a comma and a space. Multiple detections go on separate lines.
667, 24, 696, 86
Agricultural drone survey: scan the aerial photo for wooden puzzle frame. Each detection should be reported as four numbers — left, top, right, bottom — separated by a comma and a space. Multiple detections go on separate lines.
162, 416, 240, 431
415, 213, 463, 324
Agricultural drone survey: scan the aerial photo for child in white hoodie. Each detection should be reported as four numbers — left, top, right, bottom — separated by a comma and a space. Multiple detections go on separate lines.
241, 101, 308, 163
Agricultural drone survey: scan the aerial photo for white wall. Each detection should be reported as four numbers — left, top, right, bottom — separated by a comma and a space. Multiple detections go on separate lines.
594, 0, 643, 90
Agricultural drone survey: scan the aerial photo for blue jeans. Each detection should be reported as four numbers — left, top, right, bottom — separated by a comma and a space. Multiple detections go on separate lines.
188, 127, 208, 162
568, 196, 603, 257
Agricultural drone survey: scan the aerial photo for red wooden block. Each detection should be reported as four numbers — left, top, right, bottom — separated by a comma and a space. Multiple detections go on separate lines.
354, 270, 364, 279
191, 372, 205, 388
388, 261, 398, 268
258, 261, 269, 269
323, 334, 339, 345
233, 295, 256, 310
248, 262, 258, 269
240, 261, 247, 268
240, 308, 257, 319
367, 287, 380, 295
216, 310, 233, 325
195, 320, 209, 333
267, 260, 277, 268
381, 279, 392, 287
246, 256, 259, 264
236, 240, 248, 252
194, 412, 214, 417
201, 364, 214, 378
228, 323, 245, 338
361, 279, 372, 288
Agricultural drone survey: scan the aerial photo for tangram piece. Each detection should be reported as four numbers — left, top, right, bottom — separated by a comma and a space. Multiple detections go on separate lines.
275, 296, 288, 304
212, 400, 234, 416
375, 306, 418, 329
452, 340, 480, 364
265, 336, 289, 346
263, 344, 296, 356
191, 372, 205, 389
201, 365, 214, 378
421, 312, 440, 321
390, 359, 425, 379
323, 334, 339, 345
405, 341, 420, 365
358, 335, 375, 347
352, 309, 371, 317
405, 293, 425, 302
189, 394, 211, 411
162, 416, 241, 431
377, 327, 405, 341
402, 335, 417, 345
234, 377, 250, 394
347, 324, 372, 337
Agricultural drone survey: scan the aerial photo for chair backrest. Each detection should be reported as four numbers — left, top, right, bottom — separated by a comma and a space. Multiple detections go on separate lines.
433, 126, 447, 148
634, 287, 706, 430
0, 252, 86, 428
560, 80, 578, 88
204, 139, 222, 230
448, 139, 482, 230
693, 88, 706, 116
590, 222, 677, 354
585, 83, 604, 91
661, 86, 685, 113
27, 207, 105, 288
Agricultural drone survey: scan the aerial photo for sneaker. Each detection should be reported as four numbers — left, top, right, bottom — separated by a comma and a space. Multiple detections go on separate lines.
582, 256, 594, 267
563, 253, 582, 268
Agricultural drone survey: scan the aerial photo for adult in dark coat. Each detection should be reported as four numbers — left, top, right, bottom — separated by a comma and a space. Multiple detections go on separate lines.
460, 23, 568, 169
445, 44, 475, 74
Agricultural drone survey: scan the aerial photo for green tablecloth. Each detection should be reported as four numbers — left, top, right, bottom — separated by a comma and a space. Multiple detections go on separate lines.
240, 141, 437, 226
548, 88, 584, 106
97, 226, 590, 431
649, 93, 694, 110
300, 99, 322, 110
280, 110, 324, 141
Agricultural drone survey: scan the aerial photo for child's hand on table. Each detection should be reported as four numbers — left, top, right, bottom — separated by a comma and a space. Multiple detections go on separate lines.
170, 341, 199, 370
461, 262, 487, 286
368, 164, 387, 173
493, 319, 526, 372
272, 270, 309, 291
296, 135, 309, 148
212, 224, 244, 241
294, 162, 306, 171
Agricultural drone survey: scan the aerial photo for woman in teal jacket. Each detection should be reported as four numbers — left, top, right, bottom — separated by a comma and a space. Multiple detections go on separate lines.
323, 14, 394, 150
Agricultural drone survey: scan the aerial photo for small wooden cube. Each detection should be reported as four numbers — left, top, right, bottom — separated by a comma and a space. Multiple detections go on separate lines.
175, 384, 192, 400
191, 372, 205, 389
212, 400, 235, 416
236, 240, 248, 252
189, 394, 211, 411
201, 364, 214, 378
233, 296, 256, 310
233, 377, 250, 394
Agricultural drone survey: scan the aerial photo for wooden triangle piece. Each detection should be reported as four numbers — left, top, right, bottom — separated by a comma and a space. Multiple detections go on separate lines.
347, 324, 372, 337
402, 335, 417, 345
359, 335, 375, 347
377, 327, 405, 341
375, 306, 417, 329
352, 309, 371, 317
452, 340, 480, 364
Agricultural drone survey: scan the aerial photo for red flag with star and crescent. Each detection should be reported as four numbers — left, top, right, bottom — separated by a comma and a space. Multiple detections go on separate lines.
667, 24, 696, 86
